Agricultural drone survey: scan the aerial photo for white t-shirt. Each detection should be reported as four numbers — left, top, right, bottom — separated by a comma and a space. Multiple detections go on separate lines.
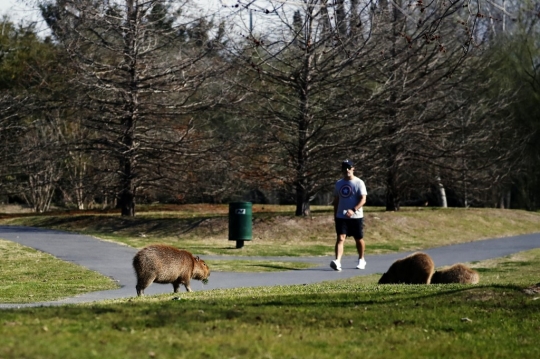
334, 177, 367, 219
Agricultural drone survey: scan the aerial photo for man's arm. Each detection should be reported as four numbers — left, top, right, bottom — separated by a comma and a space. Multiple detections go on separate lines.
332, 195, 339, 218
354, 195, 366, 212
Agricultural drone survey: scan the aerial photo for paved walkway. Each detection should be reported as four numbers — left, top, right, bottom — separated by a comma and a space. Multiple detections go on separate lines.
1, 225, 539, 308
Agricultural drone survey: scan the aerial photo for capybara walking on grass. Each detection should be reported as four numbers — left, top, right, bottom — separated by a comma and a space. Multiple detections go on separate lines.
378, 252, 435, 284
431, 263, 479, 284
133, 244, 210, 296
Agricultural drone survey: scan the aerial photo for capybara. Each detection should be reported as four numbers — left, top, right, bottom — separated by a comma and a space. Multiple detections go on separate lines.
132, 244, 210, 296
378, 252, 435, 284
431, 263, 479, 284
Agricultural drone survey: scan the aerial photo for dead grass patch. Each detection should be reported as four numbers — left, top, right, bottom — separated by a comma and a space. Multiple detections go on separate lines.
1, 205, 539, 256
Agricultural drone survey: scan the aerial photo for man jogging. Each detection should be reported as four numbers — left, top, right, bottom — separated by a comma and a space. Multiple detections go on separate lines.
330, 159, 368, 271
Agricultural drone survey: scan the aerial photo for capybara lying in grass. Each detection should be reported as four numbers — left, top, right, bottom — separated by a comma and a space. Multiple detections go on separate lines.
133, 244, 210, 296
431, 263, 479, 284
378, 252, 435, 284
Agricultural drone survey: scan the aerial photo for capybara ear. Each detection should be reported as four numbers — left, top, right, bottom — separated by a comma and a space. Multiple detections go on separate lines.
195, 256, 200, 262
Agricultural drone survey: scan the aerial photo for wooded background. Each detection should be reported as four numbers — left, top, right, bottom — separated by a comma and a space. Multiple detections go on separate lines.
1, 0, 538, 216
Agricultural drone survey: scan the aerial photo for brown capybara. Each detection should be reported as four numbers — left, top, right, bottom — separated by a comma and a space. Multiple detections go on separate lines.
378, 252, 435, 284
132, 244, 210, 296
431, 263, 479, 284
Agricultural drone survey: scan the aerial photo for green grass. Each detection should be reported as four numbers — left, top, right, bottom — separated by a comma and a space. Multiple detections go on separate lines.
1, 250, 539, 358
0, 240, 119, 304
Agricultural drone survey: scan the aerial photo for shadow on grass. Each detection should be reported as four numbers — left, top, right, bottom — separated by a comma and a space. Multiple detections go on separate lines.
250, 283, 528, 309
6, 215, 224, 238
246, 264, 311, 271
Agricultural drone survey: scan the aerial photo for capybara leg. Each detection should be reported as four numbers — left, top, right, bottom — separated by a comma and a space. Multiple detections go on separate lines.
183, 279, 192, 292
136, 276, 154, 296
173, 277, 192, 292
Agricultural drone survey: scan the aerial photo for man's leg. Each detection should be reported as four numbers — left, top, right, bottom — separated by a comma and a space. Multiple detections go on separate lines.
354, 237, 365, 259
355, 237, 366, 269
335, 234, 346, 261
331, 234, 346, 271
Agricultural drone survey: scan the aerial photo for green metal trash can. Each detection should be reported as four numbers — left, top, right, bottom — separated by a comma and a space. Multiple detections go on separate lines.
228, 202, 252, 248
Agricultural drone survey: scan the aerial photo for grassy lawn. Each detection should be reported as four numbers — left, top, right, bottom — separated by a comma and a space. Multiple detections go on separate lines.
0, 240, 119, 303
0, 205, 539, 358
0, 249, 539, 358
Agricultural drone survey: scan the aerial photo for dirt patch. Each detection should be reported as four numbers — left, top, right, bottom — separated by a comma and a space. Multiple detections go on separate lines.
522, 283, 540, 295
0, 204, 33, 214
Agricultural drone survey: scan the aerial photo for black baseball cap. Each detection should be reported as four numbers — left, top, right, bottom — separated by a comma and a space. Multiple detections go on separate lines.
341, 159, 354, 168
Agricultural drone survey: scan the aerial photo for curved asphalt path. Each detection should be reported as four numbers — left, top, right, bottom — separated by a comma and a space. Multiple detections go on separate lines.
1, 225, 539, 309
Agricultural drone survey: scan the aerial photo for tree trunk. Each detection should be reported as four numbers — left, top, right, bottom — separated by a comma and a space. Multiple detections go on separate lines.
437, 176, 448, 208
118, 0, 137, 217
385, 167, 400, 211
383, 3, 404, 213
295, 187, 311, 216
385, 190, 400, 211
118, 188, 135, 216
294, 167, 311, 216
498, 190, 511, 209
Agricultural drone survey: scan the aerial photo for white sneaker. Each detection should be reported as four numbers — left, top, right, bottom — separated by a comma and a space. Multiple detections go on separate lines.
330, 260, 342, 271
356, 258, 366, 269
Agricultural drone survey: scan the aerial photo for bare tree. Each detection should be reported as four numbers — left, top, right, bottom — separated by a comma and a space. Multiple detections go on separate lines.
227, 1, 383, 216
15, 118, 64, 212
225, 0, 492, 213
419, 0, 536, 209
0, 18, 66, 208
472, 0, 540, 210
40, 0, 232, 215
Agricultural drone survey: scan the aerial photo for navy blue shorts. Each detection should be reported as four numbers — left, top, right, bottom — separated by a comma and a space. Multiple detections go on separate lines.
335, 218, 364, 239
